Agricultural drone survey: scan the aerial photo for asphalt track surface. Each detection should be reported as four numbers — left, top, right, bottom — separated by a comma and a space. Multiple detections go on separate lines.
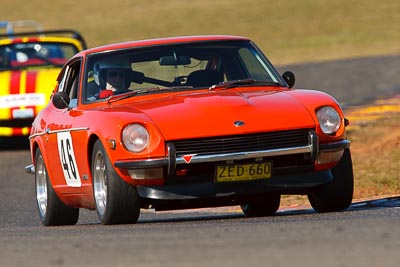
1, 55, 400, 267
277, 54, 400, 107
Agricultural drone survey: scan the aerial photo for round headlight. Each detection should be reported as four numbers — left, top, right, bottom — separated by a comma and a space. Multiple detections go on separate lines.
122, 124, 150, 152
316, 106, 341, 135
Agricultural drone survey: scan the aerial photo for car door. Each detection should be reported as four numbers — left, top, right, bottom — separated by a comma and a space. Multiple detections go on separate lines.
44, 59, 84, 192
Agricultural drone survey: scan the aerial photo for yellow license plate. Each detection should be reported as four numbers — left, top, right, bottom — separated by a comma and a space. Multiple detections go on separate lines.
215, 162, 272, 183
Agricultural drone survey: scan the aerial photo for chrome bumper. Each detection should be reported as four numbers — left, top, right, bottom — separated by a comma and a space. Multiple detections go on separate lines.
115, 131, 351, 172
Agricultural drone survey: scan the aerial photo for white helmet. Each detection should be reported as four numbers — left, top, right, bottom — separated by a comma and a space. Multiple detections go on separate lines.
93, 57, 131, 88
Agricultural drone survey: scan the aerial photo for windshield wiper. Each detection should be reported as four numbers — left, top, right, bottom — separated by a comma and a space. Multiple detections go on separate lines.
209, 79, 282, 90
107, 86, 191, 103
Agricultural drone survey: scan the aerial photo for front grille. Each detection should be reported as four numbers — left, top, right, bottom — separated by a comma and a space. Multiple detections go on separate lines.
172, 129, 311, 157
166, 129, 314, 184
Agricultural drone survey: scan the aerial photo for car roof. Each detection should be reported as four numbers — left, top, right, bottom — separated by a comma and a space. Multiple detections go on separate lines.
75, 35, 250, 58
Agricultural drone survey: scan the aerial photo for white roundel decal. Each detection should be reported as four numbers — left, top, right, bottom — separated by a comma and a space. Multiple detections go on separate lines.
57, 132, 82, 187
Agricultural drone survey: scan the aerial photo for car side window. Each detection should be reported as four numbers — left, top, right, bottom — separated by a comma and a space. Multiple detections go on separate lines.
57, 60, 81, 107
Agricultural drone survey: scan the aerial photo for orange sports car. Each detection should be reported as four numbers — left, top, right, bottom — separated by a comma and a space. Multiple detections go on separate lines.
25, 35, 353, 226
0, 21, 86, 136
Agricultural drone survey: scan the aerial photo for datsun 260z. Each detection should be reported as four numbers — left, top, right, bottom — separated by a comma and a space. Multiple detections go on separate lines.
25, 35, 353, 225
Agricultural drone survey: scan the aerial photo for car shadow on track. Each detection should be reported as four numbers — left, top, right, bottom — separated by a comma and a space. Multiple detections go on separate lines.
277, 196, 400, 216
138, 212, 245, 224
75, 196, 400, 225
136, 196, 400, 224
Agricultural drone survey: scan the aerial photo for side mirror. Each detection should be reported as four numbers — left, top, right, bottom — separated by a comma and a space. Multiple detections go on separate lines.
282, 71, 295, 88
52, 92, 70, 109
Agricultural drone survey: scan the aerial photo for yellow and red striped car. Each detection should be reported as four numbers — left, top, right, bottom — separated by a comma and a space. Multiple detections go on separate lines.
0, 23, 86, 136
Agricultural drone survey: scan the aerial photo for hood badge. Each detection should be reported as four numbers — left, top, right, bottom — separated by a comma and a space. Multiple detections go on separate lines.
234, 120, 245, 127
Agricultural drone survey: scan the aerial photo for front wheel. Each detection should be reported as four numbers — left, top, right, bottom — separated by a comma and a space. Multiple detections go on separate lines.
92, 140, 140, 224
35, 149, 79, 226
308, 148, 354, 212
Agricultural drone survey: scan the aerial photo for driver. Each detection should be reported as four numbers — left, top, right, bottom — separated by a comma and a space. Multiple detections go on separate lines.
93, 57, 131, 98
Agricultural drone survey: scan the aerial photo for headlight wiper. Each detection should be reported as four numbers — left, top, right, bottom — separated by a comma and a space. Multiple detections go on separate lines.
209, 79, 282, 90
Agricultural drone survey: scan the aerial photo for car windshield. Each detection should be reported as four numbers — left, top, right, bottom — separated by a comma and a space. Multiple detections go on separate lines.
84, 40, 284, 102
0, 42, 79, 70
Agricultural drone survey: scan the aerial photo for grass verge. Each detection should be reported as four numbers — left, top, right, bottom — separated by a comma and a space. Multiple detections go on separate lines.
1, 0, 399, 65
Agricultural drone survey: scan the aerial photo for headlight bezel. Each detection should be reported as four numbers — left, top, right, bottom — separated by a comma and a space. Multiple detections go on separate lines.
316, 106, 342, 135
122, 123, 150, 153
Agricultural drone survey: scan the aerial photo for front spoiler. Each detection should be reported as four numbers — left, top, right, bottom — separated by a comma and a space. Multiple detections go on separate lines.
137, 169, 332, 200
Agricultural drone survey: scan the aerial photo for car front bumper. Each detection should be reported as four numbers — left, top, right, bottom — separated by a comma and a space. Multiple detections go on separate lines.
114, 130, 350, 200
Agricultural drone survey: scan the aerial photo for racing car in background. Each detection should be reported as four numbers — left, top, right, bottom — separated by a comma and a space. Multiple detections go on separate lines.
0, 20, 86, 137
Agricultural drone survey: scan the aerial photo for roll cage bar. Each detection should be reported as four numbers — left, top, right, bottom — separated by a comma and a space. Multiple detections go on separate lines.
0, 20, 87, 50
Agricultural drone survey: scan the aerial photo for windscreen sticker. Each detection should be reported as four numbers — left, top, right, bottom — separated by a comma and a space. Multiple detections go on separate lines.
57, 132, 82, 187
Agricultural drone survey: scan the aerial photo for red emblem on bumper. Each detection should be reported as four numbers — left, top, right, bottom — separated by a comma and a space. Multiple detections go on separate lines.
182, 154, 197, 164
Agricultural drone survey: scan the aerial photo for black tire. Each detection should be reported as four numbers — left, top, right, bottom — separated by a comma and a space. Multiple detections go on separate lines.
241, 194, 281, 217
91, 140, 140, 224
308, 148, 354, 212
35, 149, 79, 226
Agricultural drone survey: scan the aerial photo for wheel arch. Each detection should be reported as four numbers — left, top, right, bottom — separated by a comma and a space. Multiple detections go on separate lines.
31, 137, 48, 173
87, 133, 101, 172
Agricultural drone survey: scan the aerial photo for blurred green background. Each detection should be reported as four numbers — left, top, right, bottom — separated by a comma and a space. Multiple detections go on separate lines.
1, 0, 399, 65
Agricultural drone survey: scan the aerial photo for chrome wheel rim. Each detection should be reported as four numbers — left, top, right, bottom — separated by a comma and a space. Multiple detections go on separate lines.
35, 154, 47, 218
93, 151, 107, 217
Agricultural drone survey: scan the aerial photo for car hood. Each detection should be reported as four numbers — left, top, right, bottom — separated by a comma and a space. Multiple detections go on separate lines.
118, 88, 317, 140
